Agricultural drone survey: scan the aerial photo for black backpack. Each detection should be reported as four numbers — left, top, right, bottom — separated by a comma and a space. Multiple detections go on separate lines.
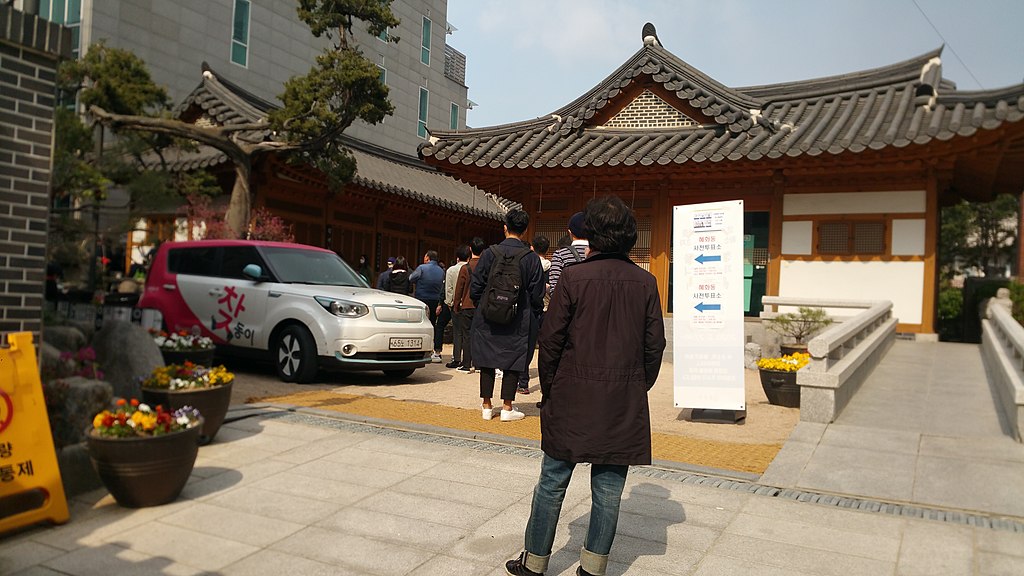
481, 246, 530, 325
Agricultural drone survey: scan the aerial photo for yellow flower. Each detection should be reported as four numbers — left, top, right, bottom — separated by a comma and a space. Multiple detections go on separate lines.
757, 352, 810, 372
131, 409, 158, 431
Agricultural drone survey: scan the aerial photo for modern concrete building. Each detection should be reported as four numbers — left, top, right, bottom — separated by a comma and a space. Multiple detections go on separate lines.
37, 0, 470, 157
27, 0, 501, 273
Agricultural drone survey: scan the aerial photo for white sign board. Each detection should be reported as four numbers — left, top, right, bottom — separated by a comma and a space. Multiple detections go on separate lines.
673, 200, 745, 410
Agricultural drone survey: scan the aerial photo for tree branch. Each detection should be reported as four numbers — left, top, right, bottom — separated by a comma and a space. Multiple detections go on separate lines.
89, 105, 253, 165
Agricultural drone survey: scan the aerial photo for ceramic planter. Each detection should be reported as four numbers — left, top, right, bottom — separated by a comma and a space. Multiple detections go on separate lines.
758, 369, 800, 408
142, 381, 232, 445
86, 421, 202, 508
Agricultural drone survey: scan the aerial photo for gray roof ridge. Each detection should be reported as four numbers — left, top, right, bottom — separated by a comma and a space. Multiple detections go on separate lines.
200, 62, 276, 116
936, 82, 1024, 104
540, 45, 763, 135
738, 47, 945, 102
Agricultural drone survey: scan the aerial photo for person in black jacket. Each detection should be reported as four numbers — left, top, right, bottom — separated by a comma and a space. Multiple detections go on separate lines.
469, 209, 544, 422
382, 256, 412, 295
504, 195, 666, 576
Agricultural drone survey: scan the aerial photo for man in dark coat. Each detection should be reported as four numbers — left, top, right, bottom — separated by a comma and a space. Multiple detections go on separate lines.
504, 195, 666, 576
470, 209, 544, 422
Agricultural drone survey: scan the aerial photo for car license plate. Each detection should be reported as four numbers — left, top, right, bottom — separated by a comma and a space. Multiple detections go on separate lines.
389, 337, 422, 350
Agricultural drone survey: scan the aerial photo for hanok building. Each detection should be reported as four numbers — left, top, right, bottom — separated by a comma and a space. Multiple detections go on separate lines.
419, 25, 1024, 335
144, 66, 511, 269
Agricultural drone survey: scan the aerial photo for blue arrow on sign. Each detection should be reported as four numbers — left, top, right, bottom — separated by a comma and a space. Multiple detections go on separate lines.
694, 254, 722, 264
694, 302, 722, 313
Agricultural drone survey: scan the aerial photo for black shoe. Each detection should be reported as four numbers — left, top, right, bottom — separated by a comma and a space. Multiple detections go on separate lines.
505, 552, 543, 576
444, 360, 460, 368
576, 567, 596, 576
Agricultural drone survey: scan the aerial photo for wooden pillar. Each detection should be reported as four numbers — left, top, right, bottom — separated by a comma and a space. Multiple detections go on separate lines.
766, 170, 785, 296
921, 177, 939, 334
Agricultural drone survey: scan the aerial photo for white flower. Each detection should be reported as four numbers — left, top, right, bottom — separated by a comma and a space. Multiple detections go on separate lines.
176, 415, 191, 426
138, 403, 151, 412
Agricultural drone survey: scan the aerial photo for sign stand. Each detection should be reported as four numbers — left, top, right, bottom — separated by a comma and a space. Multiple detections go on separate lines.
691, 408, 747, 424
0, 332, 70, 534
672, 200, 747, 415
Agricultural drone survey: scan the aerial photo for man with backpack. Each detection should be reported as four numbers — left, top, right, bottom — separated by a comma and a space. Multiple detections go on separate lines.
470, 209, 544, 422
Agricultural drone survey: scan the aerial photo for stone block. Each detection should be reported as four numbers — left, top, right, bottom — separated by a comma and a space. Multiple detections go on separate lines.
92, 320, 162, 399
41, 323, 86, 352
744, 342, 761, 370
38, 339, 69, 379
57, 442, 103, 497
43, 375, 112, 448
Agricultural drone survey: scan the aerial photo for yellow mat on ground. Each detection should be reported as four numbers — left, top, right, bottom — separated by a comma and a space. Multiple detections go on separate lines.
254, 390, 780, 475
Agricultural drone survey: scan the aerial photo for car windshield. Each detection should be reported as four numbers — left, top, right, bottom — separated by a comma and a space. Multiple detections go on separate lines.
261, 246, 368, 287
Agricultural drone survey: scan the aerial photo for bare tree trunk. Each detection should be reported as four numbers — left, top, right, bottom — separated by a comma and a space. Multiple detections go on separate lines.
224, 159, 252, 239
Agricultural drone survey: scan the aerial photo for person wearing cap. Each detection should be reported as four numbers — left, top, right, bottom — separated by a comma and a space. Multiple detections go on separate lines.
546, 211, 589, 297
376, 257, 396, 290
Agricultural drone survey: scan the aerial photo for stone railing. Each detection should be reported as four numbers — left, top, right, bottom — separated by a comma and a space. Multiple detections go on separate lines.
979, 304, 1024, 441
761, 297, 896, 423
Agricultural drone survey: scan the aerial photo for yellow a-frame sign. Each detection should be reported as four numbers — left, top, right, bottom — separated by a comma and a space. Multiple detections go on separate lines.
0, 332, 69, 534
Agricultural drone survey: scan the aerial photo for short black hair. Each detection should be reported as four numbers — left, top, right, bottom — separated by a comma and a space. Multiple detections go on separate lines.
505, 209, 530, 235
425, 250, 438, 261
556, 235, 572, 248
470, 236, 487, 256
394, 255, 408, 269
531, 235, 550, 254
455, 244, 471, 261
582, 195, 637, 254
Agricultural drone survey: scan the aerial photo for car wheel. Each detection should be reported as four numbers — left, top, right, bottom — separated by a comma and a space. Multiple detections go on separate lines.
276, 325, 318, 383
383, 369, 415, 379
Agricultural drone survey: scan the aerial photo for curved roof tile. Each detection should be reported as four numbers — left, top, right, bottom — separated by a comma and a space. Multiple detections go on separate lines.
165, 65, 508, 220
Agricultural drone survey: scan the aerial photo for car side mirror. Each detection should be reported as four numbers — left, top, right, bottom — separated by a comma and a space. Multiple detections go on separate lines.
242, 264, 264, 281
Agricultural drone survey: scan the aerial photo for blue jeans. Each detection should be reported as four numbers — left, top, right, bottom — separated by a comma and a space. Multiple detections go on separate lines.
524, 453, 628, 558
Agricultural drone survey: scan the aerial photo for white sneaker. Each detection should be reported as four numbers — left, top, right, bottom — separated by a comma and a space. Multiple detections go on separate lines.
500, 408, 525, 421
495, 368, 504, 379
430, 352, 442, 363
482, 406, 496, 420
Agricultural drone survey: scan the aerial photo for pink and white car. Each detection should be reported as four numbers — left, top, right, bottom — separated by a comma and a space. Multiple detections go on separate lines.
138, 240, 433, 383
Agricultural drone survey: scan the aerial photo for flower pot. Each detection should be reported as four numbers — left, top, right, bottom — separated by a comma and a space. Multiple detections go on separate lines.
85, 421, 202, 508
142, 381, 232, 445
759, 369, 800, 408
160, 348, 216, 367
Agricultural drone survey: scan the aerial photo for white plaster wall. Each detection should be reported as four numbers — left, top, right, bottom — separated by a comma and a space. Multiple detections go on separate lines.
782, 221, 813, 254
892, 219, 926, 255
784, 191, 926, 215
778, 260, 924, 324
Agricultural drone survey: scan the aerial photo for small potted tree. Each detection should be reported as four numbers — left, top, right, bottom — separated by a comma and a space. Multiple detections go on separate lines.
764, 306, 832, 356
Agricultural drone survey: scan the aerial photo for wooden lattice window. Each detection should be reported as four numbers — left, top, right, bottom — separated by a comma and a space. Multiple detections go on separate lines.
818, 220, 885, 255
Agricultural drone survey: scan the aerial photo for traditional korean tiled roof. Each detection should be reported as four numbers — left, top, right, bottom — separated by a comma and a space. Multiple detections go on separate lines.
152, 64, 510, 219
418, 35, 1024, 169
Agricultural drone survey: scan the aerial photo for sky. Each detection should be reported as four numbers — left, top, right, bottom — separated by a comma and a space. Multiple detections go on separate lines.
445, 0, 1024, 129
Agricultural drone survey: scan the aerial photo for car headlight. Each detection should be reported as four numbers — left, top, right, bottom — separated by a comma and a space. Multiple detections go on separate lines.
315, 296, 369, 318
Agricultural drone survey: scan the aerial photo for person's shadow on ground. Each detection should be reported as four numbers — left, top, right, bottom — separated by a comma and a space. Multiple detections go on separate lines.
551, 481, 685, 575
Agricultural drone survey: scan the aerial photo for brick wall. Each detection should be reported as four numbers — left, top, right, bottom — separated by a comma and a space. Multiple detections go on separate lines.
604, 90, 700, 129
0, 6, 71, 337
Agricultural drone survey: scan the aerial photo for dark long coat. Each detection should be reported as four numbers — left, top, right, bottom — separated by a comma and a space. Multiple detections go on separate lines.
469, 237, 544, 371
538, 252, 666, 465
